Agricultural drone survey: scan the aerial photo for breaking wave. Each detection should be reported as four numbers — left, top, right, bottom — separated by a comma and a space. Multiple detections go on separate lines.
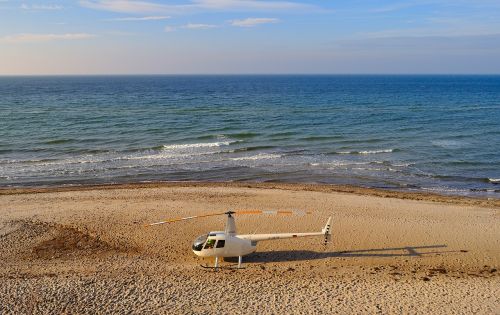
332, 149, 396, 155
359, 149, 395, 154
230, 153, 282, 161
162, 141, 238, 150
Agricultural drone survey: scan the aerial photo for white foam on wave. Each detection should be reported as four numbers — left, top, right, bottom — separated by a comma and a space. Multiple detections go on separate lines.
393, 163, 412, 167
489, 178, 500, 183
231, 153, 282, 161
431, 140, 465, 148
336, 149, 394, 155
5, 155, 108, 167
310, 161, 370, 167
330, 161, 369, 167
421, 186, 470, 193
359, 149, 394, 154
310, 161, 371, 169
162, 141, 237, 150
351, 166, 399, 172
126, 152, 185, 160
128, 141, 239, 160
3, 141, 238, 169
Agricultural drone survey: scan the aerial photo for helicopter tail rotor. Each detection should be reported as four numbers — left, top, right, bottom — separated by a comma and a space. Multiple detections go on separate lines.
322, 216, 332, 246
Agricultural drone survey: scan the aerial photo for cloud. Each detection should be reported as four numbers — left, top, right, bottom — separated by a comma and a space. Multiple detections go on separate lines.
21, 3, 63, 10
80, 0, 172, 13
182, 23, 217, 29
230, 17, 279, 27
194, 0, 306, 11
1, 33, 96, 43
106, 15, 170, 21
104, 30, 137, 36
79, 0, 315, 14
370, 2, 420, 13
164, 23, 218, 32
358, 26, 500, 39
332, 33, 500, 55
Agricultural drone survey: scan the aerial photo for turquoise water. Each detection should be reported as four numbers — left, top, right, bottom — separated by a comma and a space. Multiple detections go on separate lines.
1, 75, 499, 197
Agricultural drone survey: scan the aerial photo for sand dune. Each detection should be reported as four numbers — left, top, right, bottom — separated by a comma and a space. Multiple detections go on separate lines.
0, 183, 499, 314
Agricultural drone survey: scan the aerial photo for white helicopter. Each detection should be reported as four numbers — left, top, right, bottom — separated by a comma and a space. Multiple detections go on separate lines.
147, 210, 332, 270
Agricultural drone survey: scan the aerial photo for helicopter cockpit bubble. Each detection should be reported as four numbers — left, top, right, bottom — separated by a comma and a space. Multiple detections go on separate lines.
192, 234, 207, 251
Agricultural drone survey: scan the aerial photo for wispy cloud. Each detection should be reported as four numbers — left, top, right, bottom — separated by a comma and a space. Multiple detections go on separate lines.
21, 3, 63, 10
371, 3, 417, 13
332, 33, 500, 56
1, 33, 96, 43
163, 23, 219, 32
194, 0, 307, 10
370, 0, 500, 14
80, 0, 171, 13
106, 15, 169, 21
104, 30, 137, 36
230, 17, 279, 27
79, 0, 315, 14
164, 25, 176, 32
182, 23, 218, 29
357, 25, 500, 39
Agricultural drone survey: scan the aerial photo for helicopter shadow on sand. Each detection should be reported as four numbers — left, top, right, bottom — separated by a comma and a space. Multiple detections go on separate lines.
226, 244, 458, 263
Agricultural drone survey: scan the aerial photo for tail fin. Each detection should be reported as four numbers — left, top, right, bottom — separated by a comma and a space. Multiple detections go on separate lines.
321, 216, 332, 246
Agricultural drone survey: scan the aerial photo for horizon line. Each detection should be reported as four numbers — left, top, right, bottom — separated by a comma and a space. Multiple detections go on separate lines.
1, 73, 500, 77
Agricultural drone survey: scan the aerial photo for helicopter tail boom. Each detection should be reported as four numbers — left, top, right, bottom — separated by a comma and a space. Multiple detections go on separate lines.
237, 231, 324, 242
238, 216, 332, 243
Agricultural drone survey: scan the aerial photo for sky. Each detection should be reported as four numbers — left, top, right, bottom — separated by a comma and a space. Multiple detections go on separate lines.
1, 0, 500, 74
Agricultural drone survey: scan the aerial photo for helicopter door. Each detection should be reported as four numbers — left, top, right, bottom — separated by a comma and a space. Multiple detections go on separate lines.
215, 240, 225, 248
204, 239, 216, 250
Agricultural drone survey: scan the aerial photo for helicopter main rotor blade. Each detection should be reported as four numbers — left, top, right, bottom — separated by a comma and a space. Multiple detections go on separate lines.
146, 211, 227, 226
146, 209, 312, 226
235, 210, 312, 216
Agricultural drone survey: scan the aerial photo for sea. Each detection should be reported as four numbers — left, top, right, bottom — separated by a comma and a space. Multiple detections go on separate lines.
1, 75, 499, 197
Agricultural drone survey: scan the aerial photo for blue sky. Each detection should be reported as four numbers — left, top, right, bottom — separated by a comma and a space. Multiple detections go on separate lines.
1, 0, 500, 74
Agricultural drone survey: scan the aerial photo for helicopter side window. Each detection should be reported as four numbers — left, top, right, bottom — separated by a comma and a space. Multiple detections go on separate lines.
215, 240, 225, 248
204, 239, 216, 249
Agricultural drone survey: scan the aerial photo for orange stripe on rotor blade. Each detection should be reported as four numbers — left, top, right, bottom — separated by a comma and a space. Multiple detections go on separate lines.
235, 210, 264, 214
146, 211, 227, 226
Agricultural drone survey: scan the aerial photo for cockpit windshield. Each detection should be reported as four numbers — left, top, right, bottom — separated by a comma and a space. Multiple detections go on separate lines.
192, 234, 207, 251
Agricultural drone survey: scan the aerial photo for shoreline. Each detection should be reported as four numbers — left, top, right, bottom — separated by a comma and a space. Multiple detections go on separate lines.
1, 180, 499, 208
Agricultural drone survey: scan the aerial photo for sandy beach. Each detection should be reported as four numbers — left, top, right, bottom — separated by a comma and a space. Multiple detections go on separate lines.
0, 182, 499, 314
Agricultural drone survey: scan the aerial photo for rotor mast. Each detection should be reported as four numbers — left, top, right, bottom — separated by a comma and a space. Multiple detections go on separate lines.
224, 211, 237, 236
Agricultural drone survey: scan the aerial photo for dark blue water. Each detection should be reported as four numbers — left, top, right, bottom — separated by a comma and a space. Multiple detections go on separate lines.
1, 75, 499, 197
